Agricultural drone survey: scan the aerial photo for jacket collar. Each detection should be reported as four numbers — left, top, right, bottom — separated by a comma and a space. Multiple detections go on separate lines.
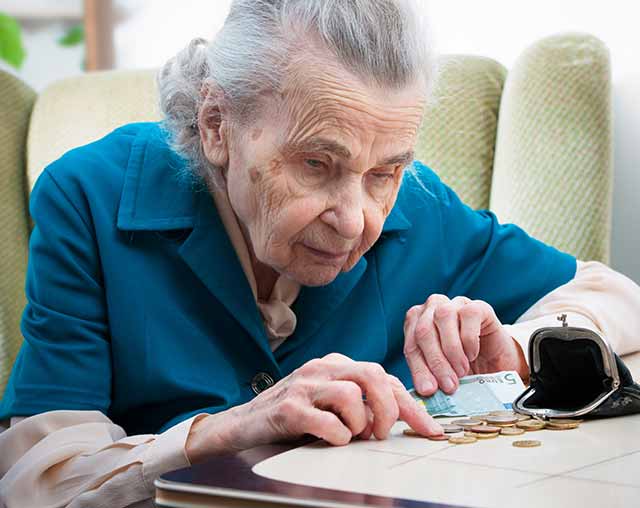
116, 123, 199, 232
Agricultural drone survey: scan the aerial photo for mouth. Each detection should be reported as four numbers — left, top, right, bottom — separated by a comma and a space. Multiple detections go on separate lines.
303, 244, 350, 263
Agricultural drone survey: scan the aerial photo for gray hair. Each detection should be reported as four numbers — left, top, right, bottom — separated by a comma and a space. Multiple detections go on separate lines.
157, 0, 437, 184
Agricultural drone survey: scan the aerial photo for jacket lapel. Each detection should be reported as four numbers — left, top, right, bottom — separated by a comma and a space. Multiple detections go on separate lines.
116, 123, 277, 365
177, 192, 276, 362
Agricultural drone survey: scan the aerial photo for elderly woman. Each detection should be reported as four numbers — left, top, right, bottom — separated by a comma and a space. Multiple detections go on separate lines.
1, 0, 639, 506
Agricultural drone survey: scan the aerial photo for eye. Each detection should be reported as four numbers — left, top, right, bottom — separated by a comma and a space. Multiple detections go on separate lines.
304, 159, 328, 170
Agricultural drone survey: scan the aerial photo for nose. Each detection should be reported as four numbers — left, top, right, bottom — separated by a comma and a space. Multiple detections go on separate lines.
320, 182, 365, 240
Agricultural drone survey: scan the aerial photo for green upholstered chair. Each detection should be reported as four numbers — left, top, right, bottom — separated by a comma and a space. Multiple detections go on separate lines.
1, 32, 636, 398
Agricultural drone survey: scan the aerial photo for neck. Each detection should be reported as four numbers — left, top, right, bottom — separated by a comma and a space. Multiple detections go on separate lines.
239, 223, 279, 301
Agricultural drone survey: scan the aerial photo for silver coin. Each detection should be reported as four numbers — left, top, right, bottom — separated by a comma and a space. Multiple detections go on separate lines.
441, 424, 464, 434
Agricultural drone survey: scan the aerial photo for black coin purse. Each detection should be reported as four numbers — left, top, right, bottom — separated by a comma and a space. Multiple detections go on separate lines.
513, 315, 640, 419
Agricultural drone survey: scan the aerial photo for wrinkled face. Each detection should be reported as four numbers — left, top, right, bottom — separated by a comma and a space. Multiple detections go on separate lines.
213, 57, 425, 286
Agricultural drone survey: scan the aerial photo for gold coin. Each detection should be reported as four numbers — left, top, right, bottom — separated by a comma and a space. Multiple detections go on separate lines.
476, 431, 500, 439
516, 420, 546, 431
403, 429, 450, 440
500, 427, 526, 436
464, 431, 480, 438
513, 440, 542, 448
515, 414, 532, 422
485, 415, 519, 426
549, 418, 583, 425
449, 436, 477, 445
427, 433, 450, 441
470, 425, 502, 434
489, 411, 516, 417
546, 422, 580, 430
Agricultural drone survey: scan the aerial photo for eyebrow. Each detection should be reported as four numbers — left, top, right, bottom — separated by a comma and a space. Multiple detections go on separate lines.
286, 137, 414, 167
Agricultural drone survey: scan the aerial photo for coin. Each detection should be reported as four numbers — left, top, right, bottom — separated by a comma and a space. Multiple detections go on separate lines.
470, 425, 502, 434
489, 411, 516, 417
403, 429, 450, 440
441, 424, 464, 434
486, 414, 518, 425
451, 419, 484, 429
427, 433, 450, 441
464, 431, 480, 438
476, 431, 500, 439
546, 421, 581, 430
500, 427, 526, 436
513, 440, 542, 448
549, 418, 583, 425
449, 436, 477, 444
516, 420, 546, 431
515, 414, 532, 422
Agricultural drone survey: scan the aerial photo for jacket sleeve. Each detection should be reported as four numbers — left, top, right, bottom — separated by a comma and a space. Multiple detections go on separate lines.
504, 260, 640, 359
0, 410, 207, 508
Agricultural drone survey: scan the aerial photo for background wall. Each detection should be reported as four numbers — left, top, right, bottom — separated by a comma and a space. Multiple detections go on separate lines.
4, 0, 639, 283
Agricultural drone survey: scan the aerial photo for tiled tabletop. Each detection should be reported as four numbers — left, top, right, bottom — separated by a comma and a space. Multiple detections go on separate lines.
253, 352, 640, 508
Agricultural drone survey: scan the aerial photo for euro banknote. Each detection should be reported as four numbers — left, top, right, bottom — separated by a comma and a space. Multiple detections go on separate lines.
409, 371, 526, 417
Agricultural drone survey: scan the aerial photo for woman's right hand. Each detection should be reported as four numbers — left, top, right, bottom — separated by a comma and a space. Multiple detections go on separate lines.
186, 353, 443, 464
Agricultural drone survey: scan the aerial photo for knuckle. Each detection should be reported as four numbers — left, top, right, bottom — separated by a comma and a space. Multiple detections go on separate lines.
298, 358, 322, 376
338, 382, 363, 403
278, 398, 302, 421
403, 340, 420, 355
405, 305, 423, 320
426, 293, 448, 307
428, 356, 451, 375
365, 362, 387, 380
414, 321, 434, 342
458, 303, 478, 318
433, 303, 455, 321
325, 352, 348, 362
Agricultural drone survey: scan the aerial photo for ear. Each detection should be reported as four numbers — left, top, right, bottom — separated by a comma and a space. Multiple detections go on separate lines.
198, 83, 230, 169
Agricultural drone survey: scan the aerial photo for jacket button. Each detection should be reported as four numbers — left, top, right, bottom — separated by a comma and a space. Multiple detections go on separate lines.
251, 372, 275, 395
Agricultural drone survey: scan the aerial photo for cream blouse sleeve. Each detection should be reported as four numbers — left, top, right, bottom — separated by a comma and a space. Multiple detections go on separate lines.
504, 260, 640, 359
0, 410, 207, 508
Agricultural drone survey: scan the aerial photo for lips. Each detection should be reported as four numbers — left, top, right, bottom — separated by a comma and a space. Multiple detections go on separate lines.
303, 244, 350, 261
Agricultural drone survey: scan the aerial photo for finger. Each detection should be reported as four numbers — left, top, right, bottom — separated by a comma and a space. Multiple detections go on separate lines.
458, 301, 484, 362
416, 307, 459, 394
332, 362, 398, 440
433, 301, 469, 378
313, 380, 368, 437
301, 407, 353, 446
387, 375, 443, 436
404, 307, 438, 396
355, 404, 375, 441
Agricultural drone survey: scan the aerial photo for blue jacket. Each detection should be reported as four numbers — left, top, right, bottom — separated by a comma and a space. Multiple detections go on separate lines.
0, 122, 576, 434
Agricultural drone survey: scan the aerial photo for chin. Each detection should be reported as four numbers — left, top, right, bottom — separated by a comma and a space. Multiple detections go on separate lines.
288, 266, 342, 287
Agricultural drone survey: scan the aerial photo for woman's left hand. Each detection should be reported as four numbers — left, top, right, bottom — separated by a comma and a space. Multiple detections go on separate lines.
403, 294, 528, 396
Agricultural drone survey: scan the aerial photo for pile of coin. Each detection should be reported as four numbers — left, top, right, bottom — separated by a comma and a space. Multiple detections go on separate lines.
402, 410, 583, 448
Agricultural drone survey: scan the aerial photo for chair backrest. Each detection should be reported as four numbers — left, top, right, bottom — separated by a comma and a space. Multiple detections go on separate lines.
0, 72, 35, 395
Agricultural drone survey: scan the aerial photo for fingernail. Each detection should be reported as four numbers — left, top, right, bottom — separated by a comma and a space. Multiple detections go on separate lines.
432, 422, 444, 435
419, 378, 432, 394
441, 376, 455, 393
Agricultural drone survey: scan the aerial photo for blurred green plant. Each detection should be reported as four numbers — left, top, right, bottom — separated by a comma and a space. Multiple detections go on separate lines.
58, 25, 84, 47
0, 12, 25, 69
0, 12, 84, 70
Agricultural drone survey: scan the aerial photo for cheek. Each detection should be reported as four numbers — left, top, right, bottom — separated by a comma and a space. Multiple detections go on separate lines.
342, 181, 401, 271
249, 167, 329, 263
